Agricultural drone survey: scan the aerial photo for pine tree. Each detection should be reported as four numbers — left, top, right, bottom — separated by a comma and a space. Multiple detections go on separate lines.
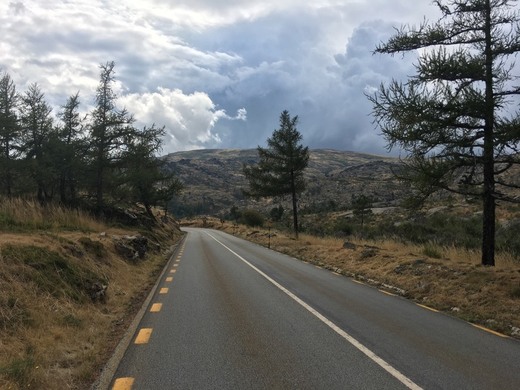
19, 83, 55, 204
243, 110, 309, 238
56, 92, 87, 205
89, 61, 135, 213
0, 72, 20, 197
352, 194, 373, 229
120, 125, 182, 219
368, 0, 520, 266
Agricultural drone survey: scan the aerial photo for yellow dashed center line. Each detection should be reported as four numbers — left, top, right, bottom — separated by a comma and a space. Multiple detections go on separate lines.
472, 324, 509, 338
173, 264, 179, 267
165, 276, 173, 282
134, 328, 153, 344
159, 287, 169, 294
416, 303, 439, 313
150, 303, 162, 313
112, 377, 134, 390
170, 269, 177, 274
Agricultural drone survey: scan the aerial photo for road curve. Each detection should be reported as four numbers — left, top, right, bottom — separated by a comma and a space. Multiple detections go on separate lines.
109, 228, 520, 389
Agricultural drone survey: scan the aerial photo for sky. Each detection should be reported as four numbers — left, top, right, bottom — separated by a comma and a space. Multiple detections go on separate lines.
0, 0, 443, 156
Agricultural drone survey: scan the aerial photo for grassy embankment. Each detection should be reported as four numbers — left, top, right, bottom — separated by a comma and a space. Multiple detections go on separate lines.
0, 198, 183, 389
184, 214, 520, 339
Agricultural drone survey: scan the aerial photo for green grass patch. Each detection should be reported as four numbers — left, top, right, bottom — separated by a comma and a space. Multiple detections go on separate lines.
0, 347, 35, 387
78, 237, 106, 259
1, 244, 104, 302
422, 243, 443, 259
60, 313, 84, 328
0, 296, 32, 331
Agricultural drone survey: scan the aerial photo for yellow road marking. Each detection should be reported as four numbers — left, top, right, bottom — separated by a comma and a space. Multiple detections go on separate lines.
173, 264, 179, 267
159, 287, 169, 294
134, 328, 153, 344
150, 303, 162, 313
170, 269, 177, 274
166, 276, 173, 282
472, 324, 509, 338
112, 377, 134, 390
379, 289, 397, 297
416, 303, 439, 313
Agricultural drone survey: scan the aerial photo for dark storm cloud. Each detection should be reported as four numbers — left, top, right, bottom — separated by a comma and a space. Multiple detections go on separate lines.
203, 18, 417, 154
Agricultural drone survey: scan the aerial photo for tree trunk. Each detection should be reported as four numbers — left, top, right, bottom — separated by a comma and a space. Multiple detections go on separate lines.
481, 182, 495, 266
145, 203, 157, 222
59, 174, 67, 204
69, 176, 77, 206
481, 0, 495, 266
290, 169, 299, 239
96, 148, 104, 214
37, 185, 45, 206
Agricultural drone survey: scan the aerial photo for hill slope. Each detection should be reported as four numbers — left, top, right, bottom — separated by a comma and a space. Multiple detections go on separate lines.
163, 149, 409, 217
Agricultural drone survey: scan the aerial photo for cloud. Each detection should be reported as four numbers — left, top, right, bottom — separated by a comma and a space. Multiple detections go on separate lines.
0, 0, 438, 155
8, 1, 25, 15
202, 17, 418, 154
118, 87, 246, 152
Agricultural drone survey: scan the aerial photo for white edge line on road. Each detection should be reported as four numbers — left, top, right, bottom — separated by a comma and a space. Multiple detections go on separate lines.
206, 232, 423, 390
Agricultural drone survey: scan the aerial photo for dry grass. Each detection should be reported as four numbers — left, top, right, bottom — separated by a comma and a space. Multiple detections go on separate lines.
185, 217, 520, 338
0, 198, 106, 232
0, 200, 183, 389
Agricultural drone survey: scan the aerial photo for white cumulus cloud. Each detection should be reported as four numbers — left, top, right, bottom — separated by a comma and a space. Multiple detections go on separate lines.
119, 87, 246, 153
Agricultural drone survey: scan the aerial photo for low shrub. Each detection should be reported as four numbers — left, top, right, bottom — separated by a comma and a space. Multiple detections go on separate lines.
333, 219, 354, 236
240, 209, 265, 227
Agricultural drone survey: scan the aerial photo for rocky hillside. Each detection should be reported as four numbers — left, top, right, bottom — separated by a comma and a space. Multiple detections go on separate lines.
162, 149, 410, 217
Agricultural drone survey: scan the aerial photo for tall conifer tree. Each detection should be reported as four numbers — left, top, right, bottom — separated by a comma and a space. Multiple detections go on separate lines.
244, 110, 309, 238
368, 0, 520, 266
0, 72, 20, 197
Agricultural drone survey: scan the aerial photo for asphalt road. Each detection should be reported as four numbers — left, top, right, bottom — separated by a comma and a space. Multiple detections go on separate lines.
109, 228, 520, 389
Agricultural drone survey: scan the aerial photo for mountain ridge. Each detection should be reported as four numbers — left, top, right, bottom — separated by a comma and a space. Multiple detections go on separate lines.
162, 148, 410, 217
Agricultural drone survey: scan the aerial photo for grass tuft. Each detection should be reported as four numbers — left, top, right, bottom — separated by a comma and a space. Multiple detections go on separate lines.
0, 348, 35, 387
422, 243, 443, 259
0, 296, 32, 331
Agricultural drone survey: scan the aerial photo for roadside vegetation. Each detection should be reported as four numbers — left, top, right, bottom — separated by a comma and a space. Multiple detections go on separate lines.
0, 199, 183, 389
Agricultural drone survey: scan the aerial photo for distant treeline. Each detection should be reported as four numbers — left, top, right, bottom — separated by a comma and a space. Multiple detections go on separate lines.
0, 62, 181, 219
